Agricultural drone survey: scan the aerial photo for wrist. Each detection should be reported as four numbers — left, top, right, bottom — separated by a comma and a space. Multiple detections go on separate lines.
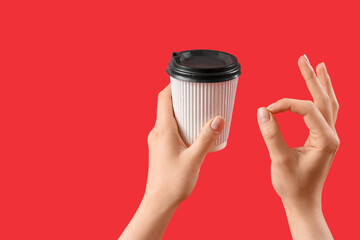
142, 191, 180, 215
282, 197, 323, 218
281, 197, 333, 240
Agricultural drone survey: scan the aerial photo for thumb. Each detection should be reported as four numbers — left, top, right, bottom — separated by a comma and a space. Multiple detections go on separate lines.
186, 116, 225, 163
257, 107, 290, 160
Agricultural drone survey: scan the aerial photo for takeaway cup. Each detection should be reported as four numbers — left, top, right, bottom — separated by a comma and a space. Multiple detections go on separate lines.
166, 49, 241, 152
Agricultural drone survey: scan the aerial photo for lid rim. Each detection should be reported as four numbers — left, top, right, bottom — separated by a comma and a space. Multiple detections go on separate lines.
166, 49, 241, 83
167, 69, 241, 83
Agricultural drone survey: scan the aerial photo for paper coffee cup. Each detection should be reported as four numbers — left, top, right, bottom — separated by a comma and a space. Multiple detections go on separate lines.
166, 50, 241, 152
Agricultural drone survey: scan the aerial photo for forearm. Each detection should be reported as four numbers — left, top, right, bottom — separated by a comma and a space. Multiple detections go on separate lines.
283, 201, 333, 240
119, 195, 178, 240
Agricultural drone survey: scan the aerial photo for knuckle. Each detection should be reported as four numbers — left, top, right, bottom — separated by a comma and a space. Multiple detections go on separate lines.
199, 135, 212, 146
333, 100, 340, 110
305, 100, 314, 106
263, 126, 279, 142
322, 94, 330, 104
147, 130, 154, 144
278, 98, 289, 104
271, 152, 294, 169
322, 134, 340, 153
150, 125, 176, 142
333, 136, 341, 150
199, 132, 218, 146
305, 100, 316, 111
273, 156, 289, 167
147, 128, 162, 143
305, 73, 317, 82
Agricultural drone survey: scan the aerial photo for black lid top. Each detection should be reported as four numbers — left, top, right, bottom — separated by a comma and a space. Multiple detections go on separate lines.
166, 49, 241, 83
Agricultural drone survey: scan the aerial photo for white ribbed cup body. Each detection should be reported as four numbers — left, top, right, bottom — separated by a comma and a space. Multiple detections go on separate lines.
170, 77, 238, 152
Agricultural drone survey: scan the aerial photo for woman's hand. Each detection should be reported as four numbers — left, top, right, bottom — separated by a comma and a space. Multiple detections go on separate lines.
120, 84, 225, 240
257, 55, 339, 240
145, 84, 225, 208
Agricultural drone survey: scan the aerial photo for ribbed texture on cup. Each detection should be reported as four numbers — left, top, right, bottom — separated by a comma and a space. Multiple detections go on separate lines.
170, 77, 238, 148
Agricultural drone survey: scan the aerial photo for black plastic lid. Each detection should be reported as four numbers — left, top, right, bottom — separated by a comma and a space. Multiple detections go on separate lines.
166, 49, 241, 83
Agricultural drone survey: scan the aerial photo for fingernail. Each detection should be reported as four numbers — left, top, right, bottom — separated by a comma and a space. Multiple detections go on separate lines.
210, 116, 224, 131
258, 108, 270, 123
322, 62, 327, 72
304, 54, 310, 64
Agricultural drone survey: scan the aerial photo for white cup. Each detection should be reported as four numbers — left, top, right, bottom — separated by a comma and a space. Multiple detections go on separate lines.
170, 76, 238, 151
167, 50, 241, 152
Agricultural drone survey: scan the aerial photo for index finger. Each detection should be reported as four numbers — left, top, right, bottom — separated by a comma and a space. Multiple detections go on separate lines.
155, 84, 178, 130
267, 98, 332, 137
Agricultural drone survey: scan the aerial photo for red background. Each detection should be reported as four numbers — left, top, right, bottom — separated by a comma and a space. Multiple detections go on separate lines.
1, 0, 359, 239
